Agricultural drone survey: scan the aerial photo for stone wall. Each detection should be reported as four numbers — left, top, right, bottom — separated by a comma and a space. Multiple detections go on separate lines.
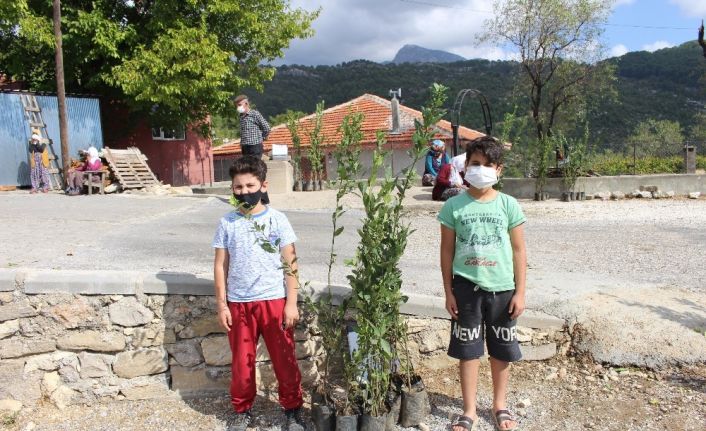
0, 270, 567, 410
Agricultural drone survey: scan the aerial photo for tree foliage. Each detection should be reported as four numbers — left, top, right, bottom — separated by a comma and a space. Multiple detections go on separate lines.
481, 0, 614, 141
627, 119, 685, 157
0, 0, 318, 127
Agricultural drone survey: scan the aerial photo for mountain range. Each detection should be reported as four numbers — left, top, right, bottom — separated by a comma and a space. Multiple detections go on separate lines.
248, 42, 706, 151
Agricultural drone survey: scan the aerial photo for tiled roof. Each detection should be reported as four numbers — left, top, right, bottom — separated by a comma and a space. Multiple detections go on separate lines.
212, 93, 486, 156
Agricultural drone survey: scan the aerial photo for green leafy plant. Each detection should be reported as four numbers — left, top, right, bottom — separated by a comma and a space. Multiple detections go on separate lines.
286, 113, 304, 187
346, 84, 448, 416
308, 101, 326, 187
556, 126, 590, 193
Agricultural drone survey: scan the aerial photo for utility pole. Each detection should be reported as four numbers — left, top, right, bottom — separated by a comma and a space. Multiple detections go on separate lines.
53, 0, 70, 186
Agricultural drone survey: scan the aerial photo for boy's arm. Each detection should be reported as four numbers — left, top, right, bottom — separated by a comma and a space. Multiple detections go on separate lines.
214, 248, 232, 331
508, 223, 527, 319
440, 224, 458, 319
280, 243, 299, 329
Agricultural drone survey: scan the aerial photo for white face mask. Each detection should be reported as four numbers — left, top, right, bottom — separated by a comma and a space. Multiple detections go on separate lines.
464, 165, 498, 189
236, 105, 246, 114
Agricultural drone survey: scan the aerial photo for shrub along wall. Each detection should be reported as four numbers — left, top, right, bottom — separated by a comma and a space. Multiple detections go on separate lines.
0, 270, 567, 410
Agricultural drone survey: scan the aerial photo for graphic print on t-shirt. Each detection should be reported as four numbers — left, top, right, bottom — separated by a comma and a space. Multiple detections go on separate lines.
457, 212, 507, 267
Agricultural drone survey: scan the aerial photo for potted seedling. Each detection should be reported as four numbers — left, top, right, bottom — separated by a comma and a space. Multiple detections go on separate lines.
308, 102, 325, 191
287, 114, 304, 191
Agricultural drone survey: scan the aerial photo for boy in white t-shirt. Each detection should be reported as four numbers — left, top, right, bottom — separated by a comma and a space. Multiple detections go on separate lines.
213, 156, 305, 431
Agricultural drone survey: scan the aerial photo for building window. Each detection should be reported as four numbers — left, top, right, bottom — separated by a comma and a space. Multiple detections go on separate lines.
152, 126, 185, 141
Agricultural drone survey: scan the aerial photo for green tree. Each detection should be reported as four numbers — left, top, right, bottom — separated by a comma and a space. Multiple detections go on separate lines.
269, 109, 307, 127
627, 119, 684, 157
0, 1, 318, 128
481, 0, 614, 140
688, 112, 706, 145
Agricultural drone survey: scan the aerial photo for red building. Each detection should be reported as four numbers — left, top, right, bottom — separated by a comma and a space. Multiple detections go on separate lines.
102, 104, 214, 186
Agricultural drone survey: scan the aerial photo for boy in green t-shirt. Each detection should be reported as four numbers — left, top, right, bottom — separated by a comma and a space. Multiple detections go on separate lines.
438, 136, 527, 431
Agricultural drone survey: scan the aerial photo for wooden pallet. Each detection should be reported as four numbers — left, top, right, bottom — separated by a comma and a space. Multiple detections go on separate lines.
102, 147, 160, 189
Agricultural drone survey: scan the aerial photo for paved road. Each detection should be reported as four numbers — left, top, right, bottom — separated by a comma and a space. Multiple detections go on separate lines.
2, 191, 705, 367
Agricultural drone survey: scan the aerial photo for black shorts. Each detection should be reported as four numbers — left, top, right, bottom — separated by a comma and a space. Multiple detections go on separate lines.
447, 276, 522, 362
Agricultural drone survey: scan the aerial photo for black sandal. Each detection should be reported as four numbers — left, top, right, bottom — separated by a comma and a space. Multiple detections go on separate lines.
451, 415, 478, 431
494, 409, 518, 431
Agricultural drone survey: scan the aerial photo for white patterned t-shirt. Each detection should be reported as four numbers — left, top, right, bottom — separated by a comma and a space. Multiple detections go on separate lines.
212, 207, 297, 302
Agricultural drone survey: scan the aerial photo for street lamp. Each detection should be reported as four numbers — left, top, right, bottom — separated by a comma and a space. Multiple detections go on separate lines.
450, 89, 493, 156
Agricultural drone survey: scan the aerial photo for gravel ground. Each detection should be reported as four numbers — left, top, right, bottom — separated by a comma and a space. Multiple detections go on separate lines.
3, 359, 705, 431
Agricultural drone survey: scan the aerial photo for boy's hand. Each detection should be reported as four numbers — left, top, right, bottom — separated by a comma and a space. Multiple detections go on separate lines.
283, 302, 299, 329
508, 293, 525, 320
445, 295, 459, 320
218, 307, 232, 332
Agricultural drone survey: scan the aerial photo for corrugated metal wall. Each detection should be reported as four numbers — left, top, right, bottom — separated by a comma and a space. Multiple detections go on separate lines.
0, 92, 104, 186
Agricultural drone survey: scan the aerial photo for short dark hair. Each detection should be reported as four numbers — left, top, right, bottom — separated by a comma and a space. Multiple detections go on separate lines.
466, 136, 504, 165
232, 94, 248, 105
229, 156, 267, 182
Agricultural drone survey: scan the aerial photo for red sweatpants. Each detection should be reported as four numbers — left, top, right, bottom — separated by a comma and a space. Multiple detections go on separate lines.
227, 298, 303, 413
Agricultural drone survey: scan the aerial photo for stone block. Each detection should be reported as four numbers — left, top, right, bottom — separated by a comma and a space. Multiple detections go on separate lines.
405, 317, 429, 334
610, 191, 625, 200
0, 338, 56, 359
178, 316, 224, 339
688, 192, 701, 199
666, 191, 675, 198
516, 326, 533, 343
113, 348, 168, 379
0, 300, 37, 322
594, 191, 611, 200
265, 160, 293, 194
0, 359, 42, 403
24, 351, 76, 373
166, 340, 203, 367
78, 352, 114, 378
520, 343, 557, 361
57, 330, 126, 352
142, 273, 214, 296
0, 271, 16, 292
109, 297, 154, 327
170, 365, 230, 397
299, 359, 319, 386
418, 329, 449, 353
295, 339, 320, 359
44, 298, 99, 329
120, 384, 173, 400
518, 311, 565, 332
41, 371, 61, 395
201, 336, 231, 366
50, 385, 78, 410
0, 399, 22, 414
132, 327, 164, 348
24, 270, 138, 295
0, 319, 19, 339
401, 293, 448, 319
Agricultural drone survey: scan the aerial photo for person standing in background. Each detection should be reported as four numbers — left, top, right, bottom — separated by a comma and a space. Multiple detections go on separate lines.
28, 129, 51, 193
234, 94, 271, 203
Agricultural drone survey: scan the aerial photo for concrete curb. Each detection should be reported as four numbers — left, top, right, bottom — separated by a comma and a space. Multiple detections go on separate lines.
0, 270, 17, 291
4, 268, 566, 331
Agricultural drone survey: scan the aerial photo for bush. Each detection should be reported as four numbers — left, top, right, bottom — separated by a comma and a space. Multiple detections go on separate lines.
590, 153, 706, 175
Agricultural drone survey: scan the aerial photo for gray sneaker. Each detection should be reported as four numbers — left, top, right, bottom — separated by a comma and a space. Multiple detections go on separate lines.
227, 410, 252, 431
284, 407, 306, 431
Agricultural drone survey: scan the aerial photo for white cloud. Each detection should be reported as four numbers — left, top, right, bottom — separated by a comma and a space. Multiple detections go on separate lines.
609, 44, 629, 57
641, 40, 675, 52
278, 0, 504, 65
669, 0, 706, 17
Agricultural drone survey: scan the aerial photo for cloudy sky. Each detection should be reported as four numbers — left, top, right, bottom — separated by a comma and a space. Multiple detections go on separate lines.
276, 0, 706, 65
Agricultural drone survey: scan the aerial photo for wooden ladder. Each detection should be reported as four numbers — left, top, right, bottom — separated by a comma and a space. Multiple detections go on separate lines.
19, 93, 63, 189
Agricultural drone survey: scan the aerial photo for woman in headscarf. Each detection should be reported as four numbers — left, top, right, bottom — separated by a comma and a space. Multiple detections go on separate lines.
66, 147, 102, 195
422, 139, 450, 186
28, 130, 51, 193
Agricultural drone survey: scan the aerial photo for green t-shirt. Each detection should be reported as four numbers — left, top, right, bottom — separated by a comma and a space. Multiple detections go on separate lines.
437, 191, 526, 292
